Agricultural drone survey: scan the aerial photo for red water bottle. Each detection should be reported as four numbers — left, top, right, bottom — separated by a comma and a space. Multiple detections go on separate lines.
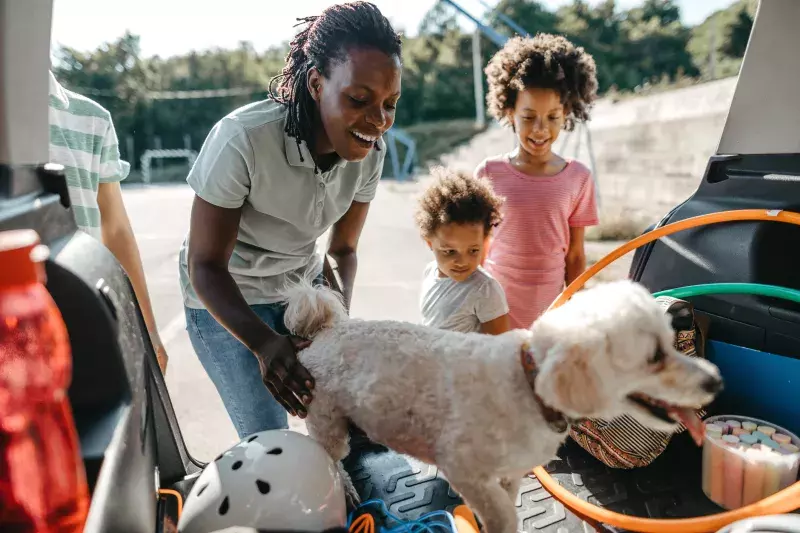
0, 229, 89, 532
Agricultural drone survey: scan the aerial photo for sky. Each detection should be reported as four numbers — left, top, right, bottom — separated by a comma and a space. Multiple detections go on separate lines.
51, 0, 738, 59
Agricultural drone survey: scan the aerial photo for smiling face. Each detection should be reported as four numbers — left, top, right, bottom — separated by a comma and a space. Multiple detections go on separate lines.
308, 47, 402, 162
509, 87, 566, 161
531, 280, 723, 444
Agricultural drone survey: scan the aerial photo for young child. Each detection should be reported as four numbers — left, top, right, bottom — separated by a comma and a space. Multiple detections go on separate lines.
477, 33, 600, 329
415, 167, 510, 335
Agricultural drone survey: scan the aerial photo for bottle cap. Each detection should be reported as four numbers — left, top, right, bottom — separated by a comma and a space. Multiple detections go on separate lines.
0, 230, 49, 289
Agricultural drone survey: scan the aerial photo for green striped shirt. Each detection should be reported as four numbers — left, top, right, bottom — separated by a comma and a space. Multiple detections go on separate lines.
48, 72, 130, 239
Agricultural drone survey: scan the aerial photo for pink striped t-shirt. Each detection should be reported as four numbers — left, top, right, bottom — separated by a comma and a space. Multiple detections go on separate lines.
475, 155, 599, 328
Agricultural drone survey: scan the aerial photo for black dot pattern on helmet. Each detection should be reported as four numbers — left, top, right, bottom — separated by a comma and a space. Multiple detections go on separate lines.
218, 496, 230, 515
256, 480, 271, 494
197, 484, 208, 497
267, 447, 282, 455
247, 435, 258, 443
232, 460, 243, 470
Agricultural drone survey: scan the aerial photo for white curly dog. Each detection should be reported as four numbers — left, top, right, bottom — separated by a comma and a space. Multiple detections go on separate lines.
281, 278, 723, 533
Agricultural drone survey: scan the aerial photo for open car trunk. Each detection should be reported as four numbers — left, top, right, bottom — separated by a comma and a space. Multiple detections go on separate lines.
343, 0, 800, 530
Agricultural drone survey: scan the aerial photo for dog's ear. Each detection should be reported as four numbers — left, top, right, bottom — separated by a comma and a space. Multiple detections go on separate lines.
534, 343, 607, 418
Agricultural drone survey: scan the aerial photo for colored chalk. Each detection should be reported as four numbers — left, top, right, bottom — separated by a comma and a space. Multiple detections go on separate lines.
753, 431, 771, 443
701, 416, 800, 509
722, 436, 744, 509
773, 433, 792, 445
779, 444, 800, 490
709, 435, 726, 505
739, 433, 758, 446
762, 453, 783, 497
703, 430, 724, 498
758, 425, 776, 437
742, 447, 767, 506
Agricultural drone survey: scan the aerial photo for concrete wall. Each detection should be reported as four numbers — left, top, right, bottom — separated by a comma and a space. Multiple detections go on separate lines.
577, 77, 737, 217
437, 77, 739, 221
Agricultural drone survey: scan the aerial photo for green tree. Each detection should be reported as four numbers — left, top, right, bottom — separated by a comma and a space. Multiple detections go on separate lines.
50, 0, 755, 177
722, 6, 753, 58
687, 0, 757, 79
490, 0, 559, 37
620, 0, 698, 87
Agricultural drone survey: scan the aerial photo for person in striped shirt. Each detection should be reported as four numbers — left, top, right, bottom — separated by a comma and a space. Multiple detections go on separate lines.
477, 34, 600, 330
48, 71, 168, 373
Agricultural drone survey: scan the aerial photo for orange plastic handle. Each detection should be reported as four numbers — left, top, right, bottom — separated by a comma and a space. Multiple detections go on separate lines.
532, 208, 800, 533
158, 488, 184, 519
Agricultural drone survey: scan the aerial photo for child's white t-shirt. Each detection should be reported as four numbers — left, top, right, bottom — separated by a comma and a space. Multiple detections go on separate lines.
419, 261, 509, 333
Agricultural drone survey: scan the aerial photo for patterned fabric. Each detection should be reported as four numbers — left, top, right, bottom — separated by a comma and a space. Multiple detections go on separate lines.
569, 296, 707, 469
48, 72, 130, 240
520, 341, 569, 434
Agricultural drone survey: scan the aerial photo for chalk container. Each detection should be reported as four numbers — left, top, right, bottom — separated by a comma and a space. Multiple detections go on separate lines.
701, 415, 800, 510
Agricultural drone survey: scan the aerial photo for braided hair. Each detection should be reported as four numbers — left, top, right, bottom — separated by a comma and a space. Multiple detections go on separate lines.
268, 2, 402, 163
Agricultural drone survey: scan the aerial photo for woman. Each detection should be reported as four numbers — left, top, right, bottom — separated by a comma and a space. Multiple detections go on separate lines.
178, 1, 403, 438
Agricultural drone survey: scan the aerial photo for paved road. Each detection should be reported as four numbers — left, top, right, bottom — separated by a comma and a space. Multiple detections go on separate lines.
123, 181, 430, 461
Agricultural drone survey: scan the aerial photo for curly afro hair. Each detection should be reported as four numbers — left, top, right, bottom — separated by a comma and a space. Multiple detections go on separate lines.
485, 33, 598, 131
415, 167, 504, 239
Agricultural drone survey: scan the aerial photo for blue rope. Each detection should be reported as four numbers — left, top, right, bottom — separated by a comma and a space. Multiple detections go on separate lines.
347, 499, 459, 533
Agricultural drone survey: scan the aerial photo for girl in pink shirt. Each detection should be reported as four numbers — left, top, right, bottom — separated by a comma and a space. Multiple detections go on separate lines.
476, 34, 600, 329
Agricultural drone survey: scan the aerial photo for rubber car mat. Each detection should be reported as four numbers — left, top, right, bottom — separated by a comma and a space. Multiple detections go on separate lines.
343, 428, 724, 533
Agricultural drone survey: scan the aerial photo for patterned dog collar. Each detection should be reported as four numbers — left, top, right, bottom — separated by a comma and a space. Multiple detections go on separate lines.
520, 341, 570, 434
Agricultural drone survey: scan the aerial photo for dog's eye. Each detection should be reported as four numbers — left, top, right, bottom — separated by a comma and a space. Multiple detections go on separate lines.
648, 347, 667, 366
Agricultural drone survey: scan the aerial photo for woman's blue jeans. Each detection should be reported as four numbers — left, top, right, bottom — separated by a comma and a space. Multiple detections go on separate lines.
184, 303, 290, 439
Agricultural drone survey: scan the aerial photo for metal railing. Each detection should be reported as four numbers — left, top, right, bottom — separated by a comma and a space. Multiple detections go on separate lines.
384, 128, 417, 182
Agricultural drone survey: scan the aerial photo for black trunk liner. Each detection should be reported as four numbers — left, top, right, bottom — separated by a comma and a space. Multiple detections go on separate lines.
343, 430, 725, 532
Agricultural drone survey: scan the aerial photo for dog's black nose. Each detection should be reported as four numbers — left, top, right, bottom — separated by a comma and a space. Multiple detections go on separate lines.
702, 376, 724, 394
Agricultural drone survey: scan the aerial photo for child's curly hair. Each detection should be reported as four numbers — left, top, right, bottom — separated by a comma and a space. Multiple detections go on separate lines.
415, 167, 504, 238
485, 33, 598, 131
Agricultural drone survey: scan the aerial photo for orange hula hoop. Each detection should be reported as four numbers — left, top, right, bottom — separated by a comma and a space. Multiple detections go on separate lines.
531, 208, 800, 533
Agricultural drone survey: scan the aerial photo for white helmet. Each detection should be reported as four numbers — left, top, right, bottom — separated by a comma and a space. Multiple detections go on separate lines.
177, 430, 347, 533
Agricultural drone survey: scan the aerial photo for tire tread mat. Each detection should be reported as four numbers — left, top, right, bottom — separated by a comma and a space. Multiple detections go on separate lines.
343, 432, 724, 533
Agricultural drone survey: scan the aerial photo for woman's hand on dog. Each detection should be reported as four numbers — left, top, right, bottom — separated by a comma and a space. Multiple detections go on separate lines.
254, 334, 315, 418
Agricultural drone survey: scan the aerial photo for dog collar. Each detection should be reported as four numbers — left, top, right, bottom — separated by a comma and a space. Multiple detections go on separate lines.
520, 341, 570, 434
